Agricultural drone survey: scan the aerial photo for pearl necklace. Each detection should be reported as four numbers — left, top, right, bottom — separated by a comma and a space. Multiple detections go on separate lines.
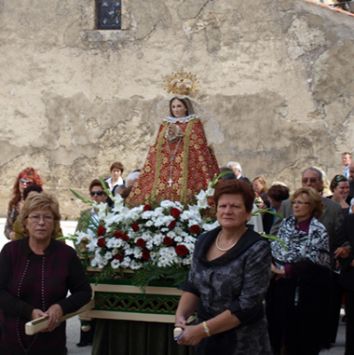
215, 232, 238, 252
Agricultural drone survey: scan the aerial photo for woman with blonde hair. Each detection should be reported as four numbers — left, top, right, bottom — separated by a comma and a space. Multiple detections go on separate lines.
0, 192, 91, 355
267, 187, 331, 355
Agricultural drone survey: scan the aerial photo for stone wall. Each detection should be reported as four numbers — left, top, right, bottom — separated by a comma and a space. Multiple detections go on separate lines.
0, 0, 353, 218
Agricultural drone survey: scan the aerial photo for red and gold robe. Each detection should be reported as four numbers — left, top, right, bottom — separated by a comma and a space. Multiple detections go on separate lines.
127, 118, 219, 206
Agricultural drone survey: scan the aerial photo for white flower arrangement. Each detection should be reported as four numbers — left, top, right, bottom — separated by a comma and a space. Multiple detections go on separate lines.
73, 186, 217, 278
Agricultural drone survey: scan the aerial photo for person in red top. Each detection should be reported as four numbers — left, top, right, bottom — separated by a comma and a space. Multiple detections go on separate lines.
4, 167, 43, 240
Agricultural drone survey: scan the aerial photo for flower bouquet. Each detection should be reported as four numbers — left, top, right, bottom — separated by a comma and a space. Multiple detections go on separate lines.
70, 183, 217, 287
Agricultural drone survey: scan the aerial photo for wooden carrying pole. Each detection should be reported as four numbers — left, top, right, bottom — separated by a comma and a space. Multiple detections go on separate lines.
25, 300, 94, 336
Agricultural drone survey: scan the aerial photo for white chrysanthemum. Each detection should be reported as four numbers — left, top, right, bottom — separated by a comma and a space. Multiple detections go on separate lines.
202, 220, 219, 231
111, 259, 120, 269
196, 189, 209, 209
106, 237, 127, 249
74, 231, 92, 245
104, 251, 113, 260
120, 257, 131, 268
156, 247, 178, 267
133, 247, 142, 259
152, 234, 164, 245
93, 202, 109, 221
130, 260, 143, 270
86, 239, 98, 252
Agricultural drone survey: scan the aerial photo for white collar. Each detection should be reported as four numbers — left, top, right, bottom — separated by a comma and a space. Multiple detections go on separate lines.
163, 114, 197, 124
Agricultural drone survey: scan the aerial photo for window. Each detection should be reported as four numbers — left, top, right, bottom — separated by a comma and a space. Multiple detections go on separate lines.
96, 0, 122, 30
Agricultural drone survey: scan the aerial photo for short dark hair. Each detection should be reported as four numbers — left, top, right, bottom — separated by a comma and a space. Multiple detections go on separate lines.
330, 174, 348, 192
213, 180, 255, 213
267, 184, 290, 202
219, 167, 236, 180
110, 161, 124, 173
89, 179, 109, 193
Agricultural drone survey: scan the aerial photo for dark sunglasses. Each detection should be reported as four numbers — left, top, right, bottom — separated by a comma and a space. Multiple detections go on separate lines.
90, 191, 105, 196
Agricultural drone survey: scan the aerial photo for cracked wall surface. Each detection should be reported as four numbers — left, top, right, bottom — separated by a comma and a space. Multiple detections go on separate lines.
0, 0, 353, 217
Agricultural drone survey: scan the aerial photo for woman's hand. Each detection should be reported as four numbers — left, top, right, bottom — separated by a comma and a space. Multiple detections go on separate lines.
43, 304, 63, 332
271, 263, 285, 280
334, 246, 351, 259
175, 315, 187, 328
31, 308, 47, 320
177, 324, 206, 346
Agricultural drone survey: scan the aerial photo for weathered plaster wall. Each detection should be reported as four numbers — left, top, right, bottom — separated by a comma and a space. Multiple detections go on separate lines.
0, 0, 353, 217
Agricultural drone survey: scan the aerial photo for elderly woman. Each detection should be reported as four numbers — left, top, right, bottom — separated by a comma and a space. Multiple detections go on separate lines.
0, 193, 92, 355
268, 187, 331, 355
4, 167, 43, 240
175, 180, 272, 355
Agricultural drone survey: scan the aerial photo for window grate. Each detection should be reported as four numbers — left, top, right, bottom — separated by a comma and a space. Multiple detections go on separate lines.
96, 0, 122, 30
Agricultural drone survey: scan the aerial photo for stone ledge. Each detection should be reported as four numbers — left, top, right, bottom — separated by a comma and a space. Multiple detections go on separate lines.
80, 30, 130, 42
80, 30, 132, 43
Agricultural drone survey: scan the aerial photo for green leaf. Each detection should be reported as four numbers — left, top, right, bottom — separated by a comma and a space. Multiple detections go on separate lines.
70, 188, 93, 205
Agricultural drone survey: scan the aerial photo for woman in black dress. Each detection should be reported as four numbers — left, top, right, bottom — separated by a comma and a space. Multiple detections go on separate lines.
175, 180, 272, 355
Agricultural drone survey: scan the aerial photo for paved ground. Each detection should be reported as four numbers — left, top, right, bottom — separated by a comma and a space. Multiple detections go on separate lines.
0, 218, 346, 354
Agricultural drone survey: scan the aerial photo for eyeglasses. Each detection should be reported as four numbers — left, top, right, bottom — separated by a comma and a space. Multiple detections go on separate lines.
302, 178, 319, 184
20, 178, 33, 185
90, 191, 104, 196
291, 200, 310, 206
28, 214, 54, 223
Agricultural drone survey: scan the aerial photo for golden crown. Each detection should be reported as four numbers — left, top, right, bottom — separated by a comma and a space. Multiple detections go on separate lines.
163, 70, 198, 96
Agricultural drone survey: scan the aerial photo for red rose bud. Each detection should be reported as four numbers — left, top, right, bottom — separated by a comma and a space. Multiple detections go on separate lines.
136, 238, 146, 248
143, 204, 152, 211
114, 230, 129, 241
114, 253, 124, 261
175, 244, 189, 257
163, 236, 173, 246
142, 249, 150, 261
97, 237, 106, 248
168, 220, 177, 230
170, 207, 181, 219
97, 225, 106, 236
131, 222, 140, 232
189, 225, 201, 235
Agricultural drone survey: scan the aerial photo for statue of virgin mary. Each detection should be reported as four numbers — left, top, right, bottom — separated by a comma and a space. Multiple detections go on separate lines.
126, 95, 219, 206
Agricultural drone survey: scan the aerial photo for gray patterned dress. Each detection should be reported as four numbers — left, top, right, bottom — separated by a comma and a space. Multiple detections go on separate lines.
182, 227, 272, 355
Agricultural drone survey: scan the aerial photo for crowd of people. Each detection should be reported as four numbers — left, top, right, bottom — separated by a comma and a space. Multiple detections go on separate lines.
1, 95, 354, 355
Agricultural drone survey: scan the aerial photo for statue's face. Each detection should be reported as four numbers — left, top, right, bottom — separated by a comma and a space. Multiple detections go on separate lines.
170, 99, 187, 118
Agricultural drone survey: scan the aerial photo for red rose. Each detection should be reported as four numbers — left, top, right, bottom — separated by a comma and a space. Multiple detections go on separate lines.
97, 225, 106, 236
142, 249, 150, 261
97, 237, 106, 248
168, 220, 176, 230
114, 253, 124, 262
170, 207, 181, 219
136, 238, 146, 248
189, 224, 201, 235
143, 204, 152, 211
114, 230, 129, 241
163, 236, 174, 246
175, 244, 189, 257
131, 222, 140, 232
